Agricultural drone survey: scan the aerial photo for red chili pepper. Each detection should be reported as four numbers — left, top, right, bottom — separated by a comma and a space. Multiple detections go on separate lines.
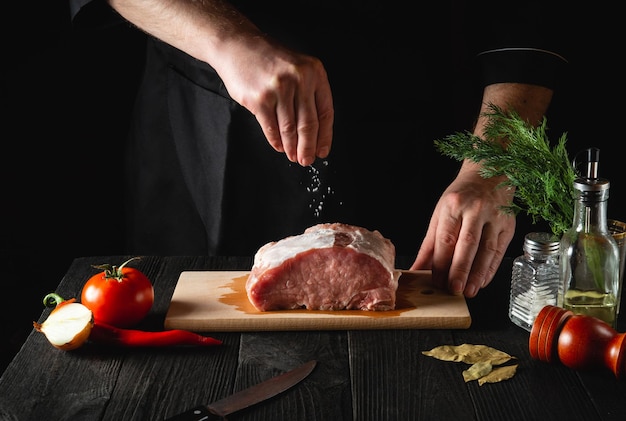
90, 322, 222, 347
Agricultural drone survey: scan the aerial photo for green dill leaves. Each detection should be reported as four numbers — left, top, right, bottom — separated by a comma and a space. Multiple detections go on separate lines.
434, 103, 576, 237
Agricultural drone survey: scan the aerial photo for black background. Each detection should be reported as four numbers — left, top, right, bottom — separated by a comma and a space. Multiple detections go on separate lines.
2, 2, 624, 374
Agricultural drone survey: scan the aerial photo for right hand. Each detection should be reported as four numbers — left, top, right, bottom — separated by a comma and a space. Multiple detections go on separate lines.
216, 37, 334, 167
108, 0, 334, 168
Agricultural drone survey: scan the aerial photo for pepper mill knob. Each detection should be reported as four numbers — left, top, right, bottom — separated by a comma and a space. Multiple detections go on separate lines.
529, 305, 626, 378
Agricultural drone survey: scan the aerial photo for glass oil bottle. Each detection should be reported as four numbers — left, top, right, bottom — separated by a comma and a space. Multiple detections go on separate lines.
558, 148, 620, 327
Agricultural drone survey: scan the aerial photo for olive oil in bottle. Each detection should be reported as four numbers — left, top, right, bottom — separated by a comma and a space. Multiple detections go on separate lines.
558, 148, 620, 327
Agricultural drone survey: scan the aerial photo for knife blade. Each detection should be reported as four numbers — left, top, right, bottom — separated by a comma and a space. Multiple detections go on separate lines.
164, 360, 317, 420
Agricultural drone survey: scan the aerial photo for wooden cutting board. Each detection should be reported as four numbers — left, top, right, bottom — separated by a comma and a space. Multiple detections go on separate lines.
164, 270, 471, 331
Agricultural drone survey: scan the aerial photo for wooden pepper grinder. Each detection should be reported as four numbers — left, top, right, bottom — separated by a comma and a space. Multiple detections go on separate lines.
529, 305, 626, 378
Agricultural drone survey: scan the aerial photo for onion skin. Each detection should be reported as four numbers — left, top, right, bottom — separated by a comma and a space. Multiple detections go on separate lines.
62, 320, 93, 350
34, 299, 94, 351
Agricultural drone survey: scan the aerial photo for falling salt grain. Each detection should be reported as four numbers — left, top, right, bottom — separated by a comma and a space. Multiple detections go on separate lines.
303, 159, 336, 218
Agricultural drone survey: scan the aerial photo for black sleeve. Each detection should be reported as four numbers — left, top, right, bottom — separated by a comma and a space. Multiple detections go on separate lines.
477, 48, 567, 89
470, 1, 572, 90
69, 0, 92, 21
69, 0, 125, 29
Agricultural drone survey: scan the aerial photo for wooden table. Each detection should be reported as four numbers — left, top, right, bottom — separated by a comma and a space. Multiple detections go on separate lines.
1, 255, 625, 420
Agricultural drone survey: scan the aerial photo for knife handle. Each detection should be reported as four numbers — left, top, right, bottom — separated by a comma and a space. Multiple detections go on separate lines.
164, 405, 224, 421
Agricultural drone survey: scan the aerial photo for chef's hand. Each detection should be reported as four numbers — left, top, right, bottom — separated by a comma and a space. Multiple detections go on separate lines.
108, 0, 334, 168
410, 160, 516, 297
215, 36, 334, 167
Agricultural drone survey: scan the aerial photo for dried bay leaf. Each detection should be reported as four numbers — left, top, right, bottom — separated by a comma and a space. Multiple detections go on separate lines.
477, 364, 518, 386
422, 345, 467, 362
462, 361, 493, 382
422, 344, 518, 384
422, 344, 515, 365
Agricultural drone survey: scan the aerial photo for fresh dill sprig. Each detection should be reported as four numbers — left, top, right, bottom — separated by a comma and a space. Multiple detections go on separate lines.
434, 103, 577, 237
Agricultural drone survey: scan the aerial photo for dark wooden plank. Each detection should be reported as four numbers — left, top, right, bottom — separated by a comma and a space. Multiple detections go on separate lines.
2, 255, 625, 421
233, 331, 352, 420
575, 370, 626, 421
99, 256, 249, 420
0, 257, 129, 420
343, 259, 511, 421
101, 334, 240, 420
452, 328, 604, 421
464, 257, 626, 421
348, 329, 473, 421
0, 330, 124, 420
0, 256, 252, 421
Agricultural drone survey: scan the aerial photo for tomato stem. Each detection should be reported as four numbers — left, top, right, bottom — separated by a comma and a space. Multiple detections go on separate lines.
91, 256, 142, 282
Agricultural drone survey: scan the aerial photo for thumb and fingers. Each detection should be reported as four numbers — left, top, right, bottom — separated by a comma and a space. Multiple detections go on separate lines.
411, 181, 515, 298
252, 57, 334, 167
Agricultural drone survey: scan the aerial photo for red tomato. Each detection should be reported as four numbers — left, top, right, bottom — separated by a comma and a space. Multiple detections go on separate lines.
80, 257, 154, 328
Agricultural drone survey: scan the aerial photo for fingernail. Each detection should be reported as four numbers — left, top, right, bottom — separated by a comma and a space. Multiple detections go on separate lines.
318, 146, 329, 158
451, 280, 465, 295
464, 284, 478, 298
300, 156, 314, 167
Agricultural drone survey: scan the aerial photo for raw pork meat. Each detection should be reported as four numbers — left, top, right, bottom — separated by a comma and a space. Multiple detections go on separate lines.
246, 223, 399, 311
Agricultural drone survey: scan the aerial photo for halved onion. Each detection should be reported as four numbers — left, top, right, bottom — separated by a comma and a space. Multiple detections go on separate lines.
34, 302, 94, 351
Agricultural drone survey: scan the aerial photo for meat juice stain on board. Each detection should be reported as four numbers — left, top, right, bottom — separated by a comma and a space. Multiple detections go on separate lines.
218, 274, 429, 316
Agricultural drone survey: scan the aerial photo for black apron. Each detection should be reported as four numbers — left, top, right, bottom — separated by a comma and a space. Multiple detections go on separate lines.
70, 0, 569, 257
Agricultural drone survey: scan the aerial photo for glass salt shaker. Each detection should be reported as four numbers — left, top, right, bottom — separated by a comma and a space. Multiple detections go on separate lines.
509, 232, 560, 332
